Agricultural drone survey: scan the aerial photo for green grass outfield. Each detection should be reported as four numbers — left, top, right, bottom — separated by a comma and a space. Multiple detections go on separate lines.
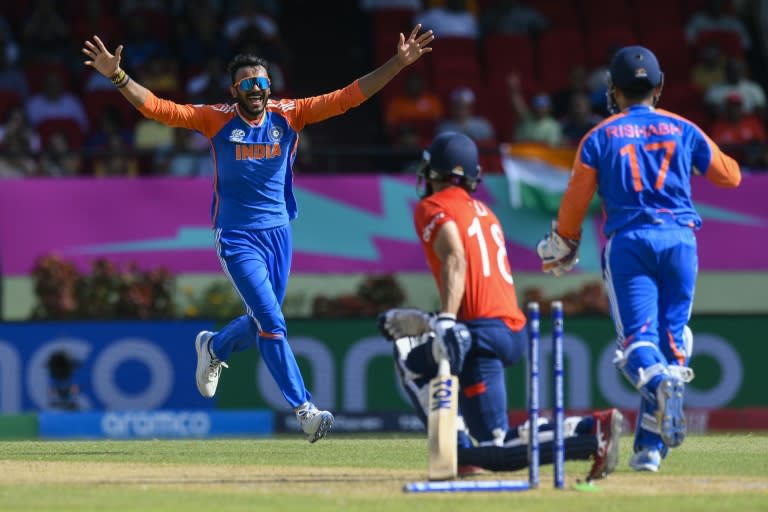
0, 434, 766, 511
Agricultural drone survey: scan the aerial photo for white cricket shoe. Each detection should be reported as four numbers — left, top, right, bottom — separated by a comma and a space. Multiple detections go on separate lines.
629, 447, 661, 472
195, 331, 228, 398
295, 402, 334, 443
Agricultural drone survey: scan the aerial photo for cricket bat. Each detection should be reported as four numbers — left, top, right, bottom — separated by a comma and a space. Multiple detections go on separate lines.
428, 357, 458, 480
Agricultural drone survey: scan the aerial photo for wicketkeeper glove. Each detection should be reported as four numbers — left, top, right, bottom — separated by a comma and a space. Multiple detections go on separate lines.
536, 220, 580, 276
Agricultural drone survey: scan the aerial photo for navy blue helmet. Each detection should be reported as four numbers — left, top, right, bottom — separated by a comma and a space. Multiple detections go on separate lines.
606, 46, 664, 114
417, 132, 482, 197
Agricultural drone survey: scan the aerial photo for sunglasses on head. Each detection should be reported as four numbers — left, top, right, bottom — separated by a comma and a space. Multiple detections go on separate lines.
234, 76, 270, 92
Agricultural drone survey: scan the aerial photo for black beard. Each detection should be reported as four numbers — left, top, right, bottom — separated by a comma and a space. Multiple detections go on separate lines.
237, 92, 268, 120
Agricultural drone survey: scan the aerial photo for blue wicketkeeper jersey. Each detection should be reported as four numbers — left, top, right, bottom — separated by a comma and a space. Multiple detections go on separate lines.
557, 104, 741, 239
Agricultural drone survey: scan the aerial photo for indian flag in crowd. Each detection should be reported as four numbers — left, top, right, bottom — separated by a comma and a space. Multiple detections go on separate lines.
500, 143, 600, 214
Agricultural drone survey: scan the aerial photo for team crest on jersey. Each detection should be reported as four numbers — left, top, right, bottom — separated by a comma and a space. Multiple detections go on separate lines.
268, 125, 283, 142
229, 129, 246, 143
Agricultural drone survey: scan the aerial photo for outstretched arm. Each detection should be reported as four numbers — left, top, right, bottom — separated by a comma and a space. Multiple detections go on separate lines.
81, 35, 148, 108
358, 24, 434, 99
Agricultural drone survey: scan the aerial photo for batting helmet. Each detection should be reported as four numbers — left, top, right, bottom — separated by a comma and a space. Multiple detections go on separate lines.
417, 132, 482, 197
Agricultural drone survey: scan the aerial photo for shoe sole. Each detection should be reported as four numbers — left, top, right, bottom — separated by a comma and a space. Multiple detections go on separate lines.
658, 377, 686, 447
629, 460, 659, 472
195, 332, 214, 398
603, 409, 624, 476
308, 413, 334, 444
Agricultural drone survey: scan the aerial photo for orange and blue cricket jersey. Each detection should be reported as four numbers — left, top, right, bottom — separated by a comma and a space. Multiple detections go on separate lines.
555, 104, 740, 451
137, 83, 366, 407
413, 186, 527, 443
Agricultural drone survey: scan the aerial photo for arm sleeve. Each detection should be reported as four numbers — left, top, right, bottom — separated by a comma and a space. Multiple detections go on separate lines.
137, 92, 222, 138
691, 125, 742, 188
557, 135, 598, 240
414, 199, 452, 245
288, 80, 366, 131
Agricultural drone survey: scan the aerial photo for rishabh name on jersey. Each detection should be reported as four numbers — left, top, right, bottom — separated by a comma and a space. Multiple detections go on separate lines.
580, 105, 715, 236
210, 102, 299, 230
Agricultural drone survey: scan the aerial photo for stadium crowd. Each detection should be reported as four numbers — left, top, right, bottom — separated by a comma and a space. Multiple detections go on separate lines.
0, 0, 766, 177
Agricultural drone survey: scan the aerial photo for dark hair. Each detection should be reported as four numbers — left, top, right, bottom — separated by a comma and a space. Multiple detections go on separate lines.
227, 53, 269, 83
620, 83, 655, 103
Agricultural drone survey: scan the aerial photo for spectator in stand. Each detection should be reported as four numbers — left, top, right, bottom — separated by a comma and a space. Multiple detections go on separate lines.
359, 0, 421, 9
92, 133, 140, 177
154, 129, 213, 177
72, 0, 122, 48
705, 59, 766, 118
685, 0, 750, 51
176, 12, 229, 65
21, 0, 71, 59
0, 134, 37, 178
710, 92, 767, 166
508, 74, 561, 146
133, 116, 174, 154
551, 66, 590, 119
0, 40, 30, 100
384, 71, 444, 127
186, 57, 231, 104
415, 0, 479, 38
691, 41, 727, 93
224, 0, 284, 63
136, 54, 181, 99
26, 74, 89, 133
0, 15, 19, 65
560, 92, 603, 147
38, 131, 82, 177
0, 105, 41, 153
479, 0, 549, 37
436, 86, 495, 143
122, 17, 164, 70
85, 105, 133, 151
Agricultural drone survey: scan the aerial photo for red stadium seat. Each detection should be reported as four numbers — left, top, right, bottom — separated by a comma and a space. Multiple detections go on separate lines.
483, 34, 534, 85
431, 58, 484, 102
659, 82, 711, 130
629, 0, 685, 34
536, 28, 586, 92
38, 118, 85, 150
430, 36, 479, 62
693, 30, 745, 59
24, 60, 73, 93
0, 90, 23, 122
640, 27, 692, 78
533, 1, 580, 30
585, 26, 638, 68
578, 0, 632, 32
84, 90, 141, 131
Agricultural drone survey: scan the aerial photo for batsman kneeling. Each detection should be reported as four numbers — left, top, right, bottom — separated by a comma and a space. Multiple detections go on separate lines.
379, 132, 624, 481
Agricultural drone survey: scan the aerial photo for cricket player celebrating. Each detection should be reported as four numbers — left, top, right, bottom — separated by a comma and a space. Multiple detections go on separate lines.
537, 46, 741, 471
81, 26, 433, 443
380, 132, 623, 481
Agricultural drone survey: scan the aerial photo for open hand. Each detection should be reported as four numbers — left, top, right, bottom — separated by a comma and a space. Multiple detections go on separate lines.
396, 25, 434, 67
82, 35, 123, 78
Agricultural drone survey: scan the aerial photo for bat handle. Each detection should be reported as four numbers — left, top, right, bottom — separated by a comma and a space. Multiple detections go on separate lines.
437, 357, 451, 377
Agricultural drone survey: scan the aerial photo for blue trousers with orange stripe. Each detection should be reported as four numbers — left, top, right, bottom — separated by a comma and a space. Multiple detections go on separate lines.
208, 225, 311, 409
602, 225, 696, 454
395, 318, 526, 445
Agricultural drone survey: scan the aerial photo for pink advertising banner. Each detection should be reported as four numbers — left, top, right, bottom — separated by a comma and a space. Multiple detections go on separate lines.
0, 175, 766, 276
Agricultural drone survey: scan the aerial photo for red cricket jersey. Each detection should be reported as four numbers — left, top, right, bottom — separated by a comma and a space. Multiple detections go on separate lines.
413, 186, 526, 331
